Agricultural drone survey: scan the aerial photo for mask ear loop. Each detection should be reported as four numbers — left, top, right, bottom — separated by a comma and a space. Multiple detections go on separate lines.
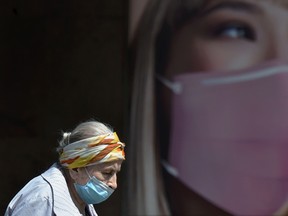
85, 167, 115, 193
155, 74, 181, 177
85, 167, 93, 179
161, 160, 179, 177
155, 74, 183, 94
84, 167, 113, 190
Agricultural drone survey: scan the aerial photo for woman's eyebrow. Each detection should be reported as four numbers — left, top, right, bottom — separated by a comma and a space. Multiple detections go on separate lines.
200, 1, 262, 16
103, 165, 121, 171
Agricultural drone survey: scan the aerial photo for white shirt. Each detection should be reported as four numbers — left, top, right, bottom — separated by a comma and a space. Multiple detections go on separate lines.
5, 163, 98, 216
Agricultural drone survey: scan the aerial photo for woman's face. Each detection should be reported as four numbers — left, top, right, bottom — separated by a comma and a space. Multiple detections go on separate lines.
166, 0, 288, 77
161, 1, 288, 214
72, 160, 122, 190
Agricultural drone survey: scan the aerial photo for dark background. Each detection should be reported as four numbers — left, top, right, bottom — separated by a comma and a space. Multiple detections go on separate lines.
0, 0, 128, 215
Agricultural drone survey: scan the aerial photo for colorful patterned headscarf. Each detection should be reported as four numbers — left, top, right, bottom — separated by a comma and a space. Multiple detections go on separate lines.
59, 132, 125, 169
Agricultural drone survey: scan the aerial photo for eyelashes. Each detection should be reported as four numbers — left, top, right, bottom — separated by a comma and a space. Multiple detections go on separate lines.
103, 171, 113, 176
102, 170, 117, 177
207, 21, 256, 41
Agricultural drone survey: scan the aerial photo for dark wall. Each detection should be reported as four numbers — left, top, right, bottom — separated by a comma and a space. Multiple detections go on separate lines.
0, 0, 128, 215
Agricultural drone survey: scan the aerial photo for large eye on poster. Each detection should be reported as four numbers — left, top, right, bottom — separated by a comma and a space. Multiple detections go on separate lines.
129, 0, 288, 215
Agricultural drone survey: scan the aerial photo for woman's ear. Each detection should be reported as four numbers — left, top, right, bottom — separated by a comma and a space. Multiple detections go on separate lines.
69, 168, 80, 181
68, 167, 88, 185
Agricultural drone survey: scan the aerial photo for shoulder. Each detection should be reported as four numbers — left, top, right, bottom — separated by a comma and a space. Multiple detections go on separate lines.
13, 173, 54, 201
5, 164, 84, 216
5, 173, 54, 215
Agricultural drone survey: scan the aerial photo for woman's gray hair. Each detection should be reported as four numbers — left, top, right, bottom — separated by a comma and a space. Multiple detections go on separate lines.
56, 120, 113, 154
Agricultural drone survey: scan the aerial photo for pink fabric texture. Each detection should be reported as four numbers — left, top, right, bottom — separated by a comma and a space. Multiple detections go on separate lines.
168, 62, 288, 215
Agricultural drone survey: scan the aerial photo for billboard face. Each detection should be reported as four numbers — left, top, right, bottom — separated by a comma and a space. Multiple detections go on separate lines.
130, 0, 288, 215
155, 0, 288, 215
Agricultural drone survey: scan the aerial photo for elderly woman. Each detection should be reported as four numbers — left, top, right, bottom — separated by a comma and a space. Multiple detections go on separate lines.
127, 0, 288, 215
5, 120, 125, 216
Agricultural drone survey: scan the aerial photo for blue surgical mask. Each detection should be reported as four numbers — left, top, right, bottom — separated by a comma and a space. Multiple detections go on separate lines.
74, 168, 114, 204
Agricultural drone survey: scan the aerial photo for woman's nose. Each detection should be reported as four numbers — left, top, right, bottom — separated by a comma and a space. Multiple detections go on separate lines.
107, 174, 117, 189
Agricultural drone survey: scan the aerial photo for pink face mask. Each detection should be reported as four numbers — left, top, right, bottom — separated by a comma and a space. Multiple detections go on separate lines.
159, 62, 288, 215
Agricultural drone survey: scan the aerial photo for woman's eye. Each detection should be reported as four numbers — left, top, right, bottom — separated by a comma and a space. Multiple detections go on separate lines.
211, 23, 255, 41
103, 172, 113, 176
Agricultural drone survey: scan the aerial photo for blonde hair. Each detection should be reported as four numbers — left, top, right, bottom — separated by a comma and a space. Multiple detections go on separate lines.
127, 0, 205, 215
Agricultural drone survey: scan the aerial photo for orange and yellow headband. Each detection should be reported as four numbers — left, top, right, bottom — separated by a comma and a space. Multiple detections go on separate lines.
59, 132, 125, 169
